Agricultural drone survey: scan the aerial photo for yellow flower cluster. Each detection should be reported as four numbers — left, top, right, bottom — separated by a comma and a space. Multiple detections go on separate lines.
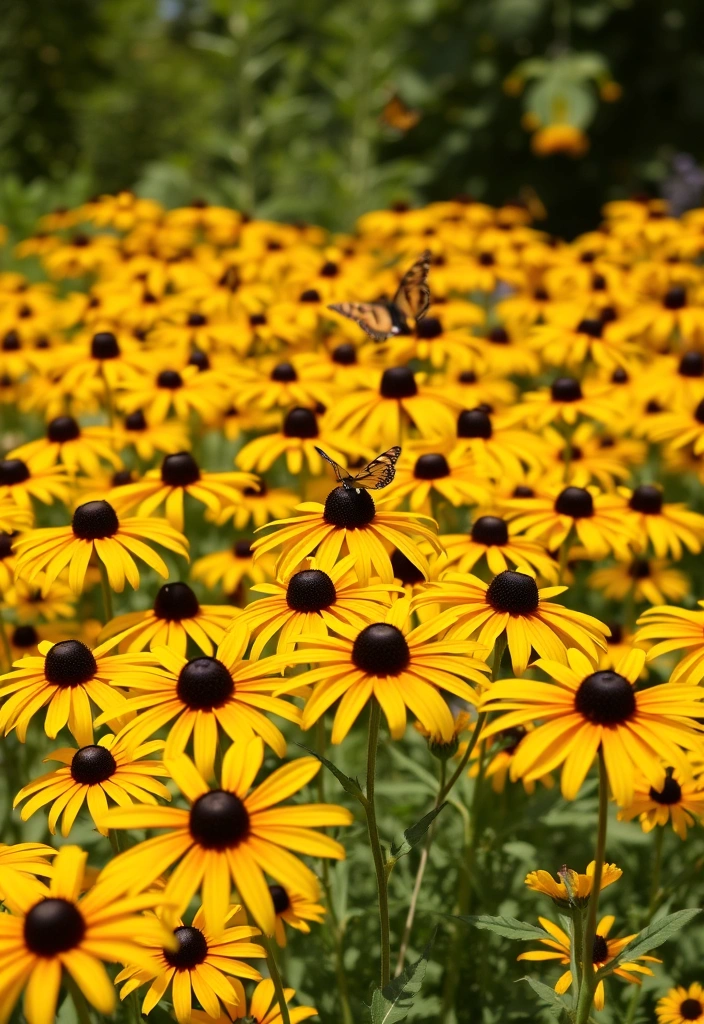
1, 189, 704, 1021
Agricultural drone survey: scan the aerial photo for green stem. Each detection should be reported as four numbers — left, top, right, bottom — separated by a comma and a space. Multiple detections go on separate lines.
647, 824, 665, 919
575, 750, 609, 1024
65, 973, 93, 1024
364, 697, 390, 987
438, 711, 486, 804
262, 935, 291, 1024
395, 759, 446, 976
129, 990, 142, 1024
99, 559, 113, 624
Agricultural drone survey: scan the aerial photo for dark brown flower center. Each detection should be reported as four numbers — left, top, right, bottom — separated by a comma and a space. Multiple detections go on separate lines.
283, 407, 318, 439
189, 790, 250, 849
271, 361, 297, 382
162, 452, 201, 487
415, 317, 442, 339
286, 569, 336, 612
391, 549, 425, 584
592, 934, 609, 963
164, 925, 209, 969
471, 516, 509, 546
486, 570, 539, 615
414, 453, 449, 479
380, 367, 417, 399
234, 539, 252, 558
680, 998, 703, 1020
629, 484, 662, 515
649, 775, 682, 805
664, 286, 686, 310
575, 671, 636, 724
71, 744, 117, 785
48, 416, 81, 443
12, 624, 38, 648
551, 377, 582, 402
324, 486, 375, 528
270, 884, 291, 914
45, 640, 97, 688
72, 500, 120, 539
352, 623, 410, 676
91, 331, 120, 360
679, 351, 704, 377
125, 410, 147, 431
154, 582, 200, 621
332, 343, 356, 365
0, 459, 30, 486
555, 486, 594, 518
457, 408, 492, 439
157, 369, 183, 390
24, 899, 86, 955
177, 658, 234, 710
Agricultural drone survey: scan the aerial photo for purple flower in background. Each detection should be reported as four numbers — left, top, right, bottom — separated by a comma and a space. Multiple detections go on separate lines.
662, 153, 704, 216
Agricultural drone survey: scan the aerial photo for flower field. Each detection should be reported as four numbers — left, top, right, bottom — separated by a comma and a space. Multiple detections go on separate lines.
1, 192, 704, 1023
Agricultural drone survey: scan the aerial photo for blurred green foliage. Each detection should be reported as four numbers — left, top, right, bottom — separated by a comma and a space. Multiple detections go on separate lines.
2, 0, 704, 238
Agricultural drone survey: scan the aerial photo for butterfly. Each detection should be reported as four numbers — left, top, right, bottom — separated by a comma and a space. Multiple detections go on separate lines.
327, 250, 431, 341
381, 95, 421, 133
315, 446, 402, 490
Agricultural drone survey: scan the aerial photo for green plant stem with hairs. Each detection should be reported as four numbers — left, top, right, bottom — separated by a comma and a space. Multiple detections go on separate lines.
262, 934, 292, 1024
364, 696, 391, 987
575, 750, 609, 1024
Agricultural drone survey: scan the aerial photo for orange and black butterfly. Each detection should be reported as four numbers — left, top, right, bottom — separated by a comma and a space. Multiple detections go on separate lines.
315, 446, 402, 490
381, 95, 421, 133
327, 251, 431, 341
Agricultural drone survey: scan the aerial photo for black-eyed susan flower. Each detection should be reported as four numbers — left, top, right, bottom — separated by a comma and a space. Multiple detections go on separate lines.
4, 574, 77, 623
118, 361, 228, 424
618, 484, 704, 559
503, 484, 636, 560
525, 861, 622, 908
192, 539, 274, 596
452, 406, 550, 478
280, 598, 490, 743
252, 484, 442, 586
468, 325, 541, 376
518, 914, 658, 1010
241, 554, 399, 658
119, 409, 190, 461
116, 903, 265, 1023
414, 570, 609, 675
191, 978, 318, 1024
0, 451, 69, 510
0, 636, 163, 745
98, 581, 236, 656
236, 407, 368, 478
510, 375, 622, 429
589, 558, 689, 607
0, 844, 172, 1024
228, 353, 334, 411
108, 453, 257, 532
54, 328, 144, 397
476, 726, 555, 795
441, 515, 558, 581
103, 620, 301, 778
100, 738, 353, 936
13, 499, 189, 594
480, 645, 704, 805
618, 767, 704, 840
14, 732, 170, 837
657, 983, 704, 1024
216, 479, 299, 530
383, 446, 491, 512
529, 312, 640, 371
269, 883, 325, 947
326, 365, 459, 447
540, 422, 643, 489
8, 416, 122, 477
636, 601, 704, 684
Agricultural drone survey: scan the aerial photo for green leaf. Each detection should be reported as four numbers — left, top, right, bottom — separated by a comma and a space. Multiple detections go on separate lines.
521, 977, 571, 1020
370, 934, 434, 1024
456, 915, 554, 941
296, 743, 364, 801
390, 803, 447, 859
597, 908, 701, 978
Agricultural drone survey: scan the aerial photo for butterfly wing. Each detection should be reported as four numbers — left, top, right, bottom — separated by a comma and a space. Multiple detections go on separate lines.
314, 446, 355, 486
327, 302, 395, 341
381, 96, 420, 132
392, 250, 431, 322
350, 446, 402, 490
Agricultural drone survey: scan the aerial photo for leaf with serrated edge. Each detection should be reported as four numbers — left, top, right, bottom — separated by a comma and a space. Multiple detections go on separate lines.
296, 742, 364, 800
391, 803, 447, 859
597, 908, 700, 979
458, 915, 555, 941
370, 934, 434, 1024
